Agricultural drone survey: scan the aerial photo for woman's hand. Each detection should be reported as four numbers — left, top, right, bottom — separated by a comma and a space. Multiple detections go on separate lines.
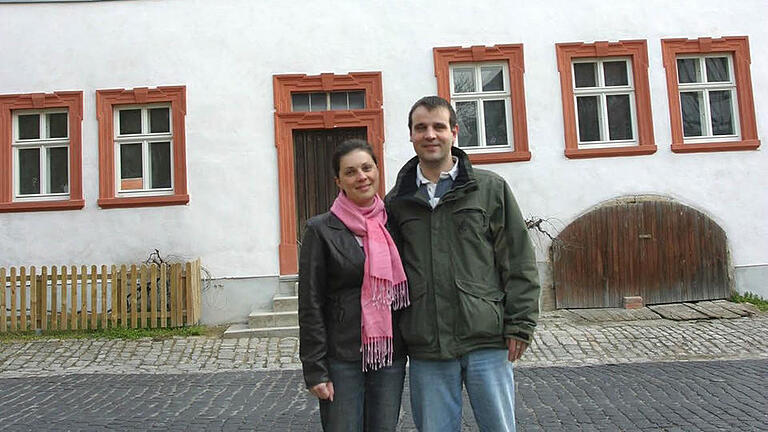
309, 381, 335, 401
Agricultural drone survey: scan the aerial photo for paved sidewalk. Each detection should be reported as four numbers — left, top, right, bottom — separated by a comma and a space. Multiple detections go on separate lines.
1, 313, 766, 378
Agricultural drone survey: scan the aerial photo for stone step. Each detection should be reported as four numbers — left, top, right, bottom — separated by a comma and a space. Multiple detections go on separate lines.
274, 295, 298, 312
222, 324, 299, 339
248, 310, 298, 328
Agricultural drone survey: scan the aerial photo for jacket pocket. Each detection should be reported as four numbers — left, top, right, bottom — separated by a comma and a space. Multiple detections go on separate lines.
399, 285, 435, 347
455, 279, 504, 340
451, 206, 488, 239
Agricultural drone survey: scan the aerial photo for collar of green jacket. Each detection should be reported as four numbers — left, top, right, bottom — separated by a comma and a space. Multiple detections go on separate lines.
388, 146, 477, 203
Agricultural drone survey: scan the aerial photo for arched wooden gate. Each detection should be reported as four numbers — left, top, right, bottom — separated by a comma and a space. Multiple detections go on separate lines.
552, 197, 729, 308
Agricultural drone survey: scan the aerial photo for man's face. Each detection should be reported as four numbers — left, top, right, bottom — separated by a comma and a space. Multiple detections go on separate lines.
409, 106, 458, 166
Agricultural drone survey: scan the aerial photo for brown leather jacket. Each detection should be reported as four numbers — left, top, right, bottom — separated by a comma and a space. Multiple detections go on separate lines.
298, 211, 405, 388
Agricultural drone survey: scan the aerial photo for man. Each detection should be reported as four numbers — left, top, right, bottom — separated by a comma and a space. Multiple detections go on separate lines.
385, 96, 540, 432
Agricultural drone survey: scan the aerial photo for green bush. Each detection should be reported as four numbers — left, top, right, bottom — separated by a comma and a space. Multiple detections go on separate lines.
731, 292, 768, 312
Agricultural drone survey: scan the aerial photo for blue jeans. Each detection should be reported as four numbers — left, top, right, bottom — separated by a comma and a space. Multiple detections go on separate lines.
409, 349, 516, 432
319, 358, 406, 432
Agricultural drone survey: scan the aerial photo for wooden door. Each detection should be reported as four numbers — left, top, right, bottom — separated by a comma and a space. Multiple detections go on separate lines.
552, 198, 729, 308
293, 127, 367, 244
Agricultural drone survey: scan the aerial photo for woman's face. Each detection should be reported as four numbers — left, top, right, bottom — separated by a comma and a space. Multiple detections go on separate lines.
335, 149, 379, 207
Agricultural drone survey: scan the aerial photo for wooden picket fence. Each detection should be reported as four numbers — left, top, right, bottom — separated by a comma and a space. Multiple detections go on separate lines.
0, 259, 202, 333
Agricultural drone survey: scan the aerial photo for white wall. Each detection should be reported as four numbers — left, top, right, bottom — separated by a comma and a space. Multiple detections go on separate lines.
1, 0, 766, 309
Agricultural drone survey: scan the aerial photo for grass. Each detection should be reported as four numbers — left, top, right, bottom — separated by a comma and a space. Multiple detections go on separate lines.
731, 292, 768, 312
0, 325, 213, 342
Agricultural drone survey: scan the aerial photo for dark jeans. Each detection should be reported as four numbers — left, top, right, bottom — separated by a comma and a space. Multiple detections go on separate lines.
319, 358, 406, 432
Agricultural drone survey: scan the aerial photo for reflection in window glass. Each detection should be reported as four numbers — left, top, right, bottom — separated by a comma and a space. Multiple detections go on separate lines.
48, 147, 69, 193
577, 96, 600, 142
606, 95, 632, 140
455, 101, 478, 147
149, 108, 170, 133
310, 93, 327, 112
710, 90, 734, 135
18, 114, 40, 140
481, 66, 504, 92
705, 57, 729, 82
19, 148, 40, 194
120, 143, 143, 179
119, 109, 142, 135
150, 142, 172, 189
292, 93, 310, 112
348, 91, 365, 109
603, 61, 628, 86
47, 113, 68, 138
483, 100, 508, 145
680, 92, 704, 137
574, 63, 597, 88
453, 68, 475, 93
677, 58, 701, 83
330, 92, 347, 110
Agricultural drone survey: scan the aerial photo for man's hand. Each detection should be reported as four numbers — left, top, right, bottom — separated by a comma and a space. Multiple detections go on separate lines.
309, 381, 335, 401
506, 338, 529, 362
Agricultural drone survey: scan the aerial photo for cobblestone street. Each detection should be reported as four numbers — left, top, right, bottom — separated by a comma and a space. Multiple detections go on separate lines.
0, 314, 766, 431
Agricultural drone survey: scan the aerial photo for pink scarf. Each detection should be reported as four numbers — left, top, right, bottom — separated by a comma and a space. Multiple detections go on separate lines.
330, 191, 409, 371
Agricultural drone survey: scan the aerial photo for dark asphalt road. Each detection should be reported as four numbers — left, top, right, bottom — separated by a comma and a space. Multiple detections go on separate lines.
0, 360, 765, 431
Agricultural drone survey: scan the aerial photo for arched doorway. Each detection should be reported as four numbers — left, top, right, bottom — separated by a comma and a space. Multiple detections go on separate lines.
552, 196, 729, 308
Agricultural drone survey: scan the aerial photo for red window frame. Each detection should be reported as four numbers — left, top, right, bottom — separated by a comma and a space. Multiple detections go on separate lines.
661, 36, 760, 153
0, 91, 84, 213
433, 44, 531, 164
96, 86, 189, 208
556, 40, 656, 159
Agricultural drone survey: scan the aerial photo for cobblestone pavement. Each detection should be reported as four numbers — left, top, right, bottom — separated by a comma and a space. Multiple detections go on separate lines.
0, 359, 765, 431
1, 315, 766, 377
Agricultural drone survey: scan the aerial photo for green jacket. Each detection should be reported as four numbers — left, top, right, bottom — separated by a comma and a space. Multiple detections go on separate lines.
385, 147, 540, 360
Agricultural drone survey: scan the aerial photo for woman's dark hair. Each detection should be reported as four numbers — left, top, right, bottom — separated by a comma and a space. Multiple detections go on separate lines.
332, 139, 378, 177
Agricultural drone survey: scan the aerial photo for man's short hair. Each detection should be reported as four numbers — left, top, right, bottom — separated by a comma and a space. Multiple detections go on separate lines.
408, 96, 457, 131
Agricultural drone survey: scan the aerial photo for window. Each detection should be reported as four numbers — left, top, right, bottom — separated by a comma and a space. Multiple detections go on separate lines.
556, 40, 655, 159
434, 44, 530, 164
661, 37, 760, 153
0, 91, 84, 213
450, 62, 512, 149
96, 86, 188, 208
291, 91, 365, 112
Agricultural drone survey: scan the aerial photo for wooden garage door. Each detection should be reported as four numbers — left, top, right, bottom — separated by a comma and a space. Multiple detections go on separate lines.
552, 198, 729, 308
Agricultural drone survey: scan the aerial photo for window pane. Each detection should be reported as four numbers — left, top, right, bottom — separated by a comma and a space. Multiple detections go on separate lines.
310, 93, 327, 112
710, 90, 734, 136
150, 142, 172, 189
576, 96, 601, 142
483, 100, 508, 146
453, 67, 475, 93
19, 148, 40, 194
573, 63, 597, 88
330, 92, 347, 110
677, 58, 701, 83
348, 91, 365, 109
455, 101, 478, 147
481, 66, 504, 92
705, 57, 730, 82
48, 147, 69, 194
120, 143, 143, 179
18, 114, 40, 140
603, 61, 629, 86
119, 109, 142, 135
680, 91, 704, 137
606, 94, 632, 140
47, 113, 68, 138
149, 108, 170, 133
291, 93, 310, 112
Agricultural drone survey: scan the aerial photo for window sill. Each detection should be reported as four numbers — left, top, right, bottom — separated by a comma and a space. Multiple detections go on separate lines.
0, 199, 85, 213
98, 194, 189, 209
671, 139, 760, 153
565, 145, 656, 159
467, 150, 531, 164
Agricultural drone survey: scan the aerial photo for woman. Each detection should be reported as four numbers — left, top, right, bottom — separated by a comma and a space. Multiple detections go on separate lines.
298, 139, 409, 431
